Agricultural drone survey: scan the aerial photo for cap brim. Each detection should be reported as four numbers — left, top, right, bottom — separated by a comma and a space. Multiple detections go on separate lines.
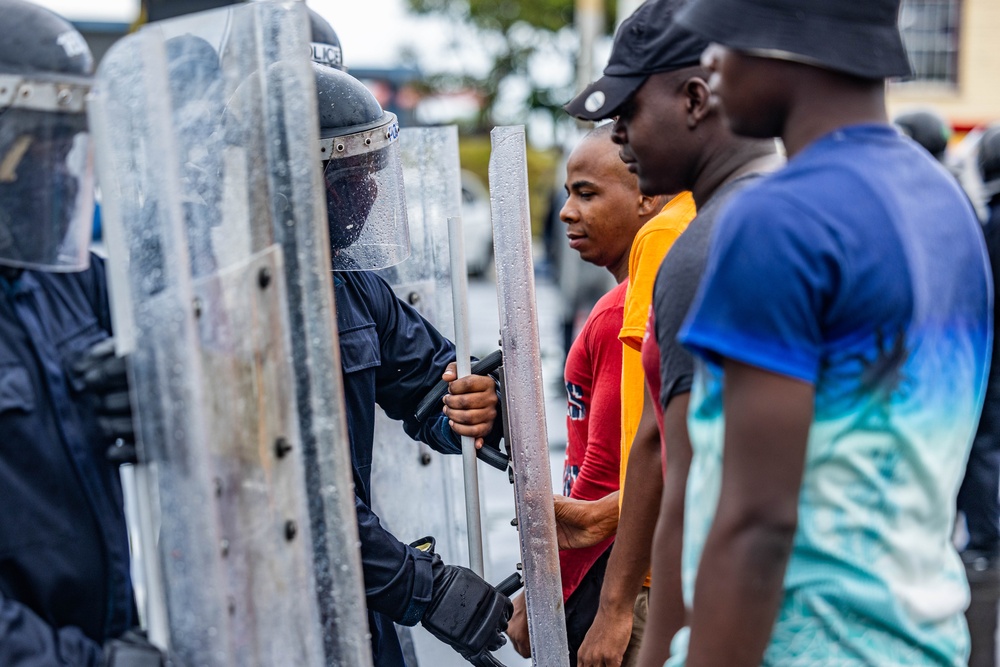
563, 74, 648, 121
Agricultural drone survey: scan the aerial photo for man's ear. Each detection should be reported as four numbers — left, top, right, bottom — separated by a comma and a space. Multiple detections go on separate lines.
637, 193, 661, 216
683, 76, 713, 129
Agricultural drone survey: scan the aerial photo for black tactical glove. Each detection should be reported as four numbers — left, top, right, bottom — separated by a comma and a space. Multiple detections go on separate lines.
415, 537, 513, 666
103, 629, 165, 667
71, 338, 136, 461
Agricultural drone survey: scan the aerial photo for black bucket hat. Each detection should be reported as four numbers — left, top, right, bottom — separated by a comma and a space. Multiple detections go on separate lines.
564, 0, 709, 121
676, 0, 912, 80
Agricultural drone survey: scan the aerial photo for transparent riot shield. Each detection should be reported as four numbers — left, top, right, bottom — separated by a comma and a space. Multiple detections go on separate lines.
371, 126, 478, 665
490, 126, 570, 667
88, 3, 370, 665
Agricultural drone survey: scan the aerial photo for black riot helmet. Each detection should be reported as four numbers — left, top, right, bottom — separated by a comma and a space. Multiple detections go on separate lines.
979, 125, 1000, 201
0, 0, 95, 271
895, 109, 952, 163
309, 8, 345, 71
314, 63, 409, 271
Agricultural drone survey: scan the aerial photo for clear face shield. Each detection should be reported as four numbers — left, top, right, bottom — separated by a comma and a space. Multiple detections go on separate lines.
320, 112, 409, 271
0, 73, 94, 271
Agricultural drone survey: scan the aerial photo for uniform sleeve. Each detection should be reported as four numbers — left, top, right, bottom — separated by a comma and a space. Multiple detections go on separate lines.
367, 274, 461, 455
354, 495, 436, 625
679, 192, 840, 383
570, 305, 623, 501
0, 596, 103, 666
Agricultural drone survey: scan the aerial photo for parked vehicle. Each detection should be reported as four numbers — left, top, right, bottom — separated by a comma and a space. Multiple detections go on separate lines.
461, 169, 494, 277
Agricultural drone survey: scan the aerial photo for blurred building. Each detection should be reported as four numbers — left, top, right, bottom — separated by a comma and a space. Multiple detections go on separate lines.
890, 0, 1000, 132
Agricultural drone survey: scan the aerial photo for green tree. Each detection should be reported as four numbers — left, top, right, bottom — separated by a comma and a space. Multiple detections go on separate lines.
407, 0, 617, 132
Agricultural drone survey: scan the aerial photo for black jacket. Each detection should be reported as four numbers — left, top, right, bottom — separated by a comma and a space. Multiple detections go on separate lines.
334, 270, 460, 666
0, 255, 133, 666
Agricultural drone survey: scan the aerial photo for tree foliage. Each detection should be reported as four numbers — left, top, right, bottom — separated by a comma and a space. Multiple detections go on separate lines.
409, 0, 578, 33
407, 0, 617, 132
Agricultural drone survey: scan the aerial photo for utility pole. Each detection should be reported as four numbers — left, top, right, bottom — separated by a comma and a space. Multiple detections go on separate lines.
574, 0, 604, 94
616, 0, 643, 29
573, 0, 604, 132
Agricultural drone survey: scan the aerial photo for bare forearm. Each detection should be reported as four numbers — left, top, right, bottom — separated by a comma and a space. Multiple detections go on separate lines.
637, 471, 687, 667
554, 491, 620, 550
585, 491, 622, 538
600, 424, 662, 611
577, 431, 662, 667
686, 519, 795, 666
578, 387, 666, 667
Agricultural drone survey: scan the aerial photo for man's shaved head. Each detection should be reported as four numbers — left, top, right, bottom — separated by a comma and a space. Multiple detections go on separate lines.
560, 126, 664, 282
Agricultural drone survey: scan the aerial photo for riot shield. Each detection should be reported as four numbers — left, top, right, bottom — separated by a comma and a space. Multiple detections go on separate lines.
490, 126, 570, 667
89, 3, 370, 665
371, 126, 479, 665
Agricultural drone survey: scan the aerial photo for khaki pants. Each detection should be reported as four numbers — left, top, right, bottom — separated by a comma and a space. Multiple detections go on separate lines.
621, 586, 649, 667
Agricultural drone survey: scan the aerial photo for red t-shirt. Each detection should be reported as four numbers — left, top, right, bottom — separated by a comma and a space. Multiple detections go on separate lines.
560, 281, 627, 601
641, 308, 667, 476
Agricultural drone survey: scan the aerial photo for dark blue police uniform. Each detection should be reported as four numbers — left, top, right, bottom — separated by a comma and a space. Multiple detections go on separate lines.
0, 254, 133, 666
334, 270, 463, 667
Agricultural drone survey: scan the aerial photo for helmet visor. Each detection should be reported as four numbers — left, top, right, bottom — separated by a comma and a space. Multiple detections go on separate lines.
321, 115, 409, 271
0, 107, 93, 271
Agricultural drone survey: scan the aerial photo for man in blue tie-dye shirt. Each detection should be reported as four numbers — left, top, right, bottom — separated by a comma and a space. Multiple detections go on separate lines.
659, 0, 994, 665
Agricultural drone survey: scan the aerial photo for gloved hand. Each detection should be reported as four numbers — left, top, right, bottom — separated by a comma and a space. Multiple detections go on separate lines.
416, 538, 513, 666
103, 629, 165, 667
71, 338, 136, 459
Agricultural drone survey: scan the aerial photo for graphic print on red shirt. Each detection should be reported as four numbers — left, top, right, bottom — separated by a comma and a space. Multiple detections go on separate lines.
560, 280, 627, 601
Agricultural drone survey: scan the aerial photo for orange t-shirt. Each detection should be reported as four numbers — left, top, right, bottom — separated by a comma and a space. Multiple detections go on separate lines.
619, 192, 696, 586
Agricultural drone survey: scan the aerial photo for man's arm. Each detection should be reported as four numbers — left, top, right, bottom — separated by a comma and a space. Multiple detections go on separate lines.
636, 392, 690, 667
364, 271, 497, 452
685, 360, 812, 667
553, 491, 620, 550
355, 494, 435, 624
577, 384, 662, 667
505, 593, 531, 658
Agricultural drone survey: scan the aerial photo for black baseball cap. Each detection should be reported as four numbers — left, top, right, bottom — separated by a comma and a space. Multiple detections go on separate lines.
564, 0, 709, 121
675, 0, 912, 80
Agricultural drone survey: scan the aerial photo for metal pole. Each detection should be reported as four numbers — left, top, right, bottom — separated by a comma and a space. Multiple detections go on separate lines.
129, 463, 171, 650
448, 215, 486, 577
489, 126, 570, 667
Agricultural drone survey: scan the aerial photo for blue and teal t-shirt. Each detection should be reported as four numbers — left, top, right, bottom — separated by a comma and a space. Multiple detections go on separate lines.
672, 124, 992, 666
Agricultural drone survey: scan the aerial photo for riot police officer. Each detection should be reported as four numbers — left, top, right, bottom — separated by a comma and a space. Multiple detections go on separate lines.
311, 62, 512, 666
0, 1, 159, 664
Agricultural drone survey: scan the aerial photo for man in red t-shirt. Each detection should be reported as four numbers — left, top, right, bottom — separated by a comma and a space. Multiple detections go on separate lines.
506, 124, 665, 663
